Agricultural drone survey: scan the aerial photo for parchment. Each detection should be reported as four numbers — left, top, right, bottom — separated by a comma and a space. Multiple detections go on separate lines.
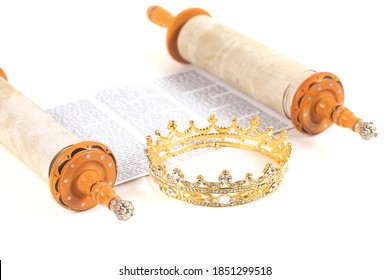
0, 77, 80, 182
177, 15, 316, 117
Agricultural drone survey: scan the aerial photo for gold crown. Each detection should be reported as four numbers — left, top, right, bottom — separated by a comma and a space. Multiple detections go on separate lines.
145, 115, 292, 207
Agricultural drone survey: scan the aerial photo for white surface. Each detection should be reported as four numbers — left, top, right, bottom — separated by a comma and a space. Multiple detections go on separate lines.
0, 1, 388, 279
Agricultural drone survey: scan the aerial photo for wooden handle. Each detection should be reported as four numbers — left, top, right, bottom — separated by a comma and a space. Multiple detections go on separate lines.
146, 5, 211, 63
0, 67, 7, 80
315, 96, 359, 130
90, 181, 119, 208
147, 5, 174, 28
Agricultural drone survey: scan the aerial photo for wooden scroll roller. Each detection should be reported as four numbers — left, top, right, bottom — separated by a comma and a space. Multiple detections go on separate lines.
0, 68, 134, 220
147, 6, 377, 140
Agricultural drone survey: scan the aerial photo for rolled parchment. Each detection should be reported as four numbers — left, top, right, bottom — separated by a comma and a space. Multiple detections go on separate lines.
178, 14, 314, 118
147, 6, 377, 140
0, 75, 79, 181
0, 69, 134, 220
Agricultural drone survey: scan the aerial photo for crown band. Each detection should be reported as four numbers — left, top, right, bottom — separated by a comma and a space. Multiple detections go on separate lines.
145, 115, 292, 207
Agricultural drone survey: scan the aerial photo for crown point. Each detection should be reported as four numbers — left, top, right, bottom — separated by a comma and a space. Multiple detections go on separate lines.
155, 130, 161, 136
286, 143, 293, 156
168, 120, 177, 130
155, 165, 165, 176
251, 116, 260, 127
264, 163, 276, 176
266, 126, 274, 136
218, 170, 232, 183
171, 168, 183, 182
246, 172, 254, 181
146, 135, 153, 146
279, 130, 287, 141
196, 175, 204, 184
208, 114, 217, 123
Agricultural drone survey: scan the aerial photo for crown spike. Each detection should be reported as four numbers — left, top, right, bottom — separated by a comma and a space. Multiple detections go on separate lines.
246, 172, 254, 181
266, 127, 274, 137
218, 170, 232, 183
279, 130, 287, 141
146, 135, 153, 146
208, 114, 217, 124
168, 120, 177, 131
196, 175, 205, 185
250, 115, 260, 127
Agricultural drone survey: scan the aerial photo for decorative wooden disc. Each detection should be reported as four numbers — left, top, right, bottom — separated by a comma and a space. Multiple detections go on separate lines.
291, 72, 345, 135
49, 141, 117, 211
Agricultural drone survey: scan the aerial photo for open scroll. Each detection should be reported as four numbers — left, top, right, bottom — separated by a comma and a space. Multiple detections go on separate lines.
47, 67, 293, 184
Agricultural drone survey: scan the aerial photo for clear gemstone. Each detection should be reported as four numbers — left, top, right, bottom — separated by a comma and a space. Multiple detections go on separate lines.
269, 183, 279, 192
265, 164, 275, 176
219, 170, 232, 183
196, 175, 204, 185
217, 195, 233, 206
171, 169, 181, 183
165, 188, 177, 198
156, 165, 163, 177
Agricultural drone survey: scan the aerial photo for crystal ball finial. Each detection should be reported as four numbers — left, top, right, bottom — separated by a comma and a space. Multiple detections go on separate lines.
110, 198, 135, 221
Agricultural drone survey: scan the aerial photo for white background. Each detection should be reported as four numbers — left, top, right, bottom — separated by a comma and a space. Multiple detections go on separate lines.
0, 1, 389, 279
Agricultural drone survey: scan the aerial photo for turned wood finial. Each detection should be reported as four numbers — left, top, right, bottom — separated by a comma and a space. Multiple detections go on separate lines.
147, 5, 210, 63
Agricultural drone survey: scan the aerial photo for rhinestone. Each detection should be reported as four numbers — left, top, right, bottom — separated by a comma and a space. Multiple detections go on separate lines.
269, 183, 279, 192
246, 173, 253, 181
217, 195, 233, 206
171, 169, 181, 183
156, 166, 163, 177
265, 164, 275, 176
165, 188, 177, 198
218, 170, 232, 183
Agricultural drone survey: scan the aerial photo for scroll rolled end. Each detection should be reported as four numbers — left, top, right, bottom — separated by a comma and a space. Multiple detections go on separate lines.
110, 197, 135, 221
354, 120, 378, 140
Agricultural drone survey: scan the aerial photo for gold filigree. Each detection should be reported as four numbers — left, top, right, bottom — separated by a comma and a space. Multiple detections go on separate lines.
145, 115, 292, 207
